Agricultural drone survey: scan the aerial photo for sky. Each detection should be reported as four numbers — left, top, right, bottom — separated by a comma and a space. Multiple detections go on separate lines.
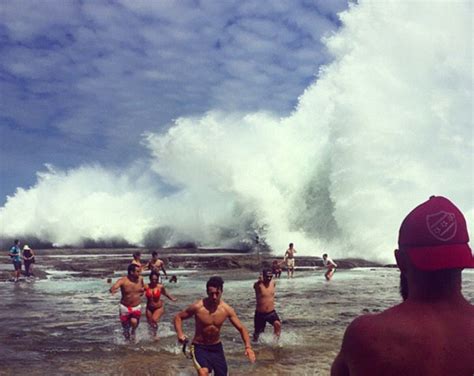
0, 0, 347, 202
0, 1, 472, 262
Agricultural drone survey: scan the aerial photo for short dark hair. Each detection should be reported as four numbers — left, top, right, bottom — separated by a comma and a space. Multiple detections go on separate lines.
322, 253, 328, 258
133, 251, 141, 259
14, 239, 19, 245
151, 251, 158, 257
128, 263, 139, 275
206, 276, 224, 291
149, 271, 160, 281
289, 243, 293, 247
262, 268, 272, 276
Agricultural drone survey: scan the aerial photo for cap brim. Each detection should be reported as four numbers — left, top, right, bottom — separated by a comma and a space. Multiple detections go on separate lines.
406, 244, 474, 271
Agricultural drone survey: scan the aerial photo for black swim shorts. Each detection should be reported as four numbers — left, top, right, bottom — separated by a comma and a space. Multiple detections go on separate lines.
254, 310, 281, 335
191, 342, 228, 376
12, 260, 21, 271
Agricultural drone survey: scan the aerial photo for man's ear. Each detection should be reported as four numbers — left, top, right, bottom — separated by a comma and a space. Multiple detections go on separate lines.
394, 248, 406, 271
394, 249, 405, 270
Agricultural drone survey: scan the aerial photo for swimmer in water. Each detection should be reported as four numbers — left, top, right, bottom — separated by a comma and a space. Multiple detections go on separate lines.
144, 271, 177, 339
174, 276, 256, 376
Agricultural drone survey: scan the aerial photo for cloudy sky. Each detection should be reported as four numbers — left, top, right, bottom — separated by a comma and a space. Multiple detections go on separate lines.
0, 1, 472, 261
0, 0, 348, 202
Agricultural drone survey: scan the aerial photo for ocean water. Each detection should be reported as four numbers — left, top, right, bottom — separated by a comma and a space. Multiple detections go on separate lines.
1, 265, 473, 376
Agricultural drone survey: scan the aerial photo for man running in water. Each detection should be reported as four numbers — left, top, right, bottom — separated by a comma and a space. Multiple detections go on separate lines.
8, 239, 22, 282
110, 263, 144, 341
331, 196, 474, 376
174, 276, 256, 376
147, 251, 168, 280
253, 268, 281, 341
322, 253, 338, 281
284, 243, 297, 278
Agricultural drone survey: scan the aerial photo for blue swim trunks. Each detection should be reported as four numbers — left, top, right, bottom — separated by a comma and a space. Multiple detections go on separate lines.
191, 342, 228, 376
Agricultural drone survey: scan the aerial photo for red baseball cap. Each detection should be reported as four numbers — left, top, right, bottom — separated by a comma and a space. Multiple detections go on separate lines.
398, 196, 474, 271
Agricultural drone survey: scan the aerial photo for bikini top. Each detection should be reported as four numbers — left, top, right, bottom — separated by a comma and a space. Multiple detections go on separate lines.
145, 287, 161, 299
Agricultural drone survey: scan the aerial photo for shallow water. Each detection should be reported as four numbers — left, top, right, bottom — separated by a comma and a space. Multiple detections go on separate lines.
1, 265, 473, 376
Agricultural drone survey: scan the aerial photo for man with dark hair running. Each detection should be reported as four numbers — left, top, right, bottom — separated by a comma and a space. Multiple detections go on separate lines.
331, 196, 474, 376
174, 276, 256, 376
110, 263, 144, 341
253, 268, 281, 341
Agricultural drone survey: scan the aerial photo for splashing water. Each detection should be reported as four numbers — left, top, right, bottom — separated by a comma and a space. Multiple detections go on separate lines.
0, 2, 471, 263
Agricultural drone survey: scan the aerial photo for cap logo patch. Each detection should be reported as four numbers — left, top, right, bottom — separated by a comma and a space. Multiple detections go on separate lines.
426, 211, 457, 241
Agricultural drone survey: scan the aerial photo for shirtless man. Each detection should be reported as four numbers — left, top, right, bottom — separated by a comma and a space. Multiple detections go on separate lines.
253, 268, 282, 341
147, 251, 167, 279
130, 251, 143, 272
174, 276, 256, 376
110, 263, 144, 341
331, 196, 474, 376
322, 253, 338, 281
284, 243, 297, 278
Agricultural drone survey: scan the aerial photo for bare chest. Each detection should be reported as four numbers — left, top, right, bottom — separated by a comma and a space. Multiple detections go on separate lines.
195, 307, 227, 327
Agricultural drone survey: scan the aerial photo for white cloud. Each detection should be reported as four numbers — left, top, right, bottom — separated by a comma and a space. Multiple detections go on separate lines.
1, 1, 471, 263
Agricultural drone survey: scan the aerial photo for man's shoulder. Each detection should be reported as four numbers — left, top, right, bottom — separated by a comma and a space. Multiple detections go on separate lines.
220, 300, 236, 314
343, 307, 401, 345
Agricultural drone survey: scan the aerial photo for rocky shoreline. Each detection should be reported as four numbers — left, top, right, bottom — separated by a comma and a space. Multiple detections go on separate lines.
0, 247, 393, 281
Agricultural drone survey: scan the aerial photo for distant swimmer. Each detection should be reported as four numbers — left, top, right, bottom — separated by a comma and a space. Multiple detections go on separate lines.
322, 253, 338, 281
8, 239, 22, 282
110, 263, 144, 342
174, 276, 256, 376
253, 268, 282, 341
147, 251, 168, 279
130, 251, 143, 273
284, 243, 297, 278
144, 271, 177, 339
271, 259, 282, 278
22, 245, 35, 277
331, 196, 474, 376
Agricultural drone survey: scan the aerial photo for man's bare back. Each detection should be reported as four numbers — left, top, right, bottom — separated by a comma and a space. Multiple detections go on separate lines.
332, 196, 474, 376
332, 299, 474, 376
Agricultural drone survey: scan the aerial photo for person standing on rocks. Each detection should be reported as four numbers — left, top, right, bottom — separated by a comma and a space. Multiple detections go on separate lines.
331, 196, 474, 376
8, 239, 22, 282
284, 243, 297, 278
22, 245, 35, 277
110, 263, 144, 341
253, 268, 282, 341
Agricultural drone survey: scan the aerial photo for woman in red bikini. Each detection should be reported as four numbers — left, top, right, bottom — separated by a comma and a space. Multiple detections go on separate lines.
144, 271, 177, 339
